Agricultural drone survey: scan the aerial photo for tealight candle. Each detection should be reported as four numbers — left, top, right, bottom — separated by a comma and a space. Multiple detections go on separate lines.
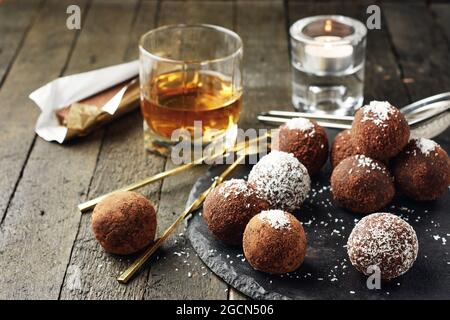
304, 36, 354, 73
289, 15, 367, 115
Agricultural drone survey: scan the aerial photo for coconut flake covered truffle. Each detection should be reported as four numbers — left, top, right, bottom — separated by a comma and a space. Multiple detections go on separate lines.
347, 212, 418, 280
248, 151, 311, 211
351, 101, 410, 160
393, 138, 450, 201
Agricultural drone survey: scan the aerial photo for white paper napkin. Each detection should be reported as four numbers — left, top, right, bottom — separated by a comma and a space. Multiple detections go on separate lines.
29, 60, 139, 143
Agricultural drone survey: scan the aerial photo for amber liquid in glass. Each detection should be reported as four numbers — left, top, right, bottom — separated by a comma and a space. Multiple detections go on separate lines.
141, 70, 242, 142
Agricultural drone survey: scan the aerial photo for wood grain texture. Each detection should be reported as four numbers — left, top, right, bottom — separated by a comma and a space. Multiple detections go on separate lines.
383, 2, 450, 101
0, 0, 43, 87
431, 3, 450, 42
59, 0, 161, 300
237, 0, 292, 133
0, 0, 84, 225
383, 2, 450, 143
0, 0, 141, 299
141, 0, 234, 300
228, 287, 248, 300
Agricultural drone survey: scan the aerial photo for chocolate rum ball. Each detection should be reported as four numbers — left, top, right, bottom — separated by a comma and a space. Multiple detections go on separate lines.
351, 101, 410, 160
392, 138, 450, 201
347, 212, 418, 280
92, 191, 157, 255
203, 179, 270, 246
248, 151, 311, 211
331, 155, 395, 214
273, 117, 329, 175
330, 129, 358, 168
243, 210, 307, 274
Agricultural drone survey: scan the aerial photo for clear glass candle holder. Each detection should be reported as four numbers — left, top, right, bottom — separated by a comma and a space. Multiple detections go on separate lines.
290, 15, 367, 115
139, 24, 243, 155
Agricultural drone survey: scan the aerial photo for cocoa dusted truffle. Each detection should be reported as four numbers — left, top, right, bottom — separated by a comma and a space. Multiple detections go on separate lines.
393, 138, 450, 201
203, 179, 270, 246
330, 129, 358, 168
92, 191, 157, 255
248, 151, 311, 211
243, 210, 307, 274
331, 155, 395, 214
273, 117, 329, 175
347, 212, 418, 280
351, 101, 409, 160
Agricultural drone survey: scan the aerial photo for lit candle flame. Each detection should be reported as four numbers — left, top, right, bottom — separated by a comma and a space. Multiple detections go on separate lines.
324, 19, 332, 32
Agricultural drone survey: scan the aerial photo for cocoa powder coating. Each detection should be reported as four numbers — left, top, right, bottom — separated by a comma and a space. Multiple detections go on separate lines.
351, 102, 409, 160
330, 129, 358, 168
392, 138, 450, 201
331, 155, 395, 214
274, 118, 329, 175
203, 179, 270, 246
243, 210, 307, 274
92, 191, 157, 255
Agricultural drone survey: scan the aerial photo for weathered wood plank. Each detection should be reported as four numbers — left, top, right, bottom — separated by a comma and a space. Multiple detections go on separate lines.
237, 0, 292, 133
0, 0, 43, 87
0, 0, 142, 299
383, 2, 450, 142
431, 3, 450, 42
0, 0, 85, 225
228, 287, 248, 300
141, 0, 234, 300
383, 3, 450, 102
59, 0, 161, 300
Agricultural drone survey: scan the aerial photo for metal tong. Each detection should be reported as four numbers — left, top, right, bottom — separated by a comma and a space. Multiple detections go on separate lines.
258, 92, 450, 138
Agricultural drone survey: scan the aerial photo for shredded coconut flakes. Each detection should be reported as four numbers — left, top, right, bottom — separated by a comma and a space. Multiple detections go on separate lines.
258, 210, 291, 230
361, 101, 395, 126
414, 138, 438, 156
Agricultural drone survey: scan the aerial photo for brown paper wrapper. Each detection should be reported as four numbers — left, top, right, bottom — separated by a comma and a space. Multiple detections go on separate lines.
55, 78, 140, 142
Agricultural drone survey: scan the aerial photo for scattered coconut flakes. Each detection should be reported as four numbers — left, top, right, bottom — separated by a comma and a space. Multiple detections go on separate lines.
258, 210, 291, 230
354, 154, 386, 172
218, 179, 253, 199
414, 138, 438, 156
361, 101, 395, 126
285, 117, 314, 132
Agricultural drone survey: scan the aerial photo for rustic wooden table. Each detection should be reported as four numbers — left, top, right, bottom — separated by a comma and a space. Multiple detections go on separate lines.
0, 0, 449, 300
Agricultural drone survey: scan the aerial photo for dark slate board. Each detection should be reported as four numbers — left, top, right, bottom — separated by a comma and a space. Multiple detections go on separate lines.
186, 129, 450, 300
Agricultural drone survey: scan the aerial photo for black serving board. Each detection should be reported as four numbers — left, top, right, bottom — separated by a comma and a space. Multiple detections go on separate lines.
186, 129, 450, 300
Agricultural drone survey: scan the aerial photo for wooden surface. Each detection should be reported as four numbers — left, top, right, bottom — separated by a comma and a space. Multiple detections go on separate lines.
0, 0, 448, 300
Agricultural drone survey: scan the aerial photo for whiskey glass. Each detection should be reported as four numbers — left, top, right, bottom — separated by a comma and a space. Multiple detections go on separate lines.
139, 24, 243, 155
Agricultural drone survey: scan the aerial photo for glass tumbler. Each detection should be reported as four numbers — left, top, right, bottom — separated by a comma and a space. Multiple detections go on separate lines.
139, 24, 243, 155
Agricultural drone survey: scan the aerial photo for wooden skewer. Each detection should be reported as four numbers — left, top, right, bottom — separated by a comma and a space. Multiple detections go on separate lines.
78, 134, 269, 213
117, 153, 247, 284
